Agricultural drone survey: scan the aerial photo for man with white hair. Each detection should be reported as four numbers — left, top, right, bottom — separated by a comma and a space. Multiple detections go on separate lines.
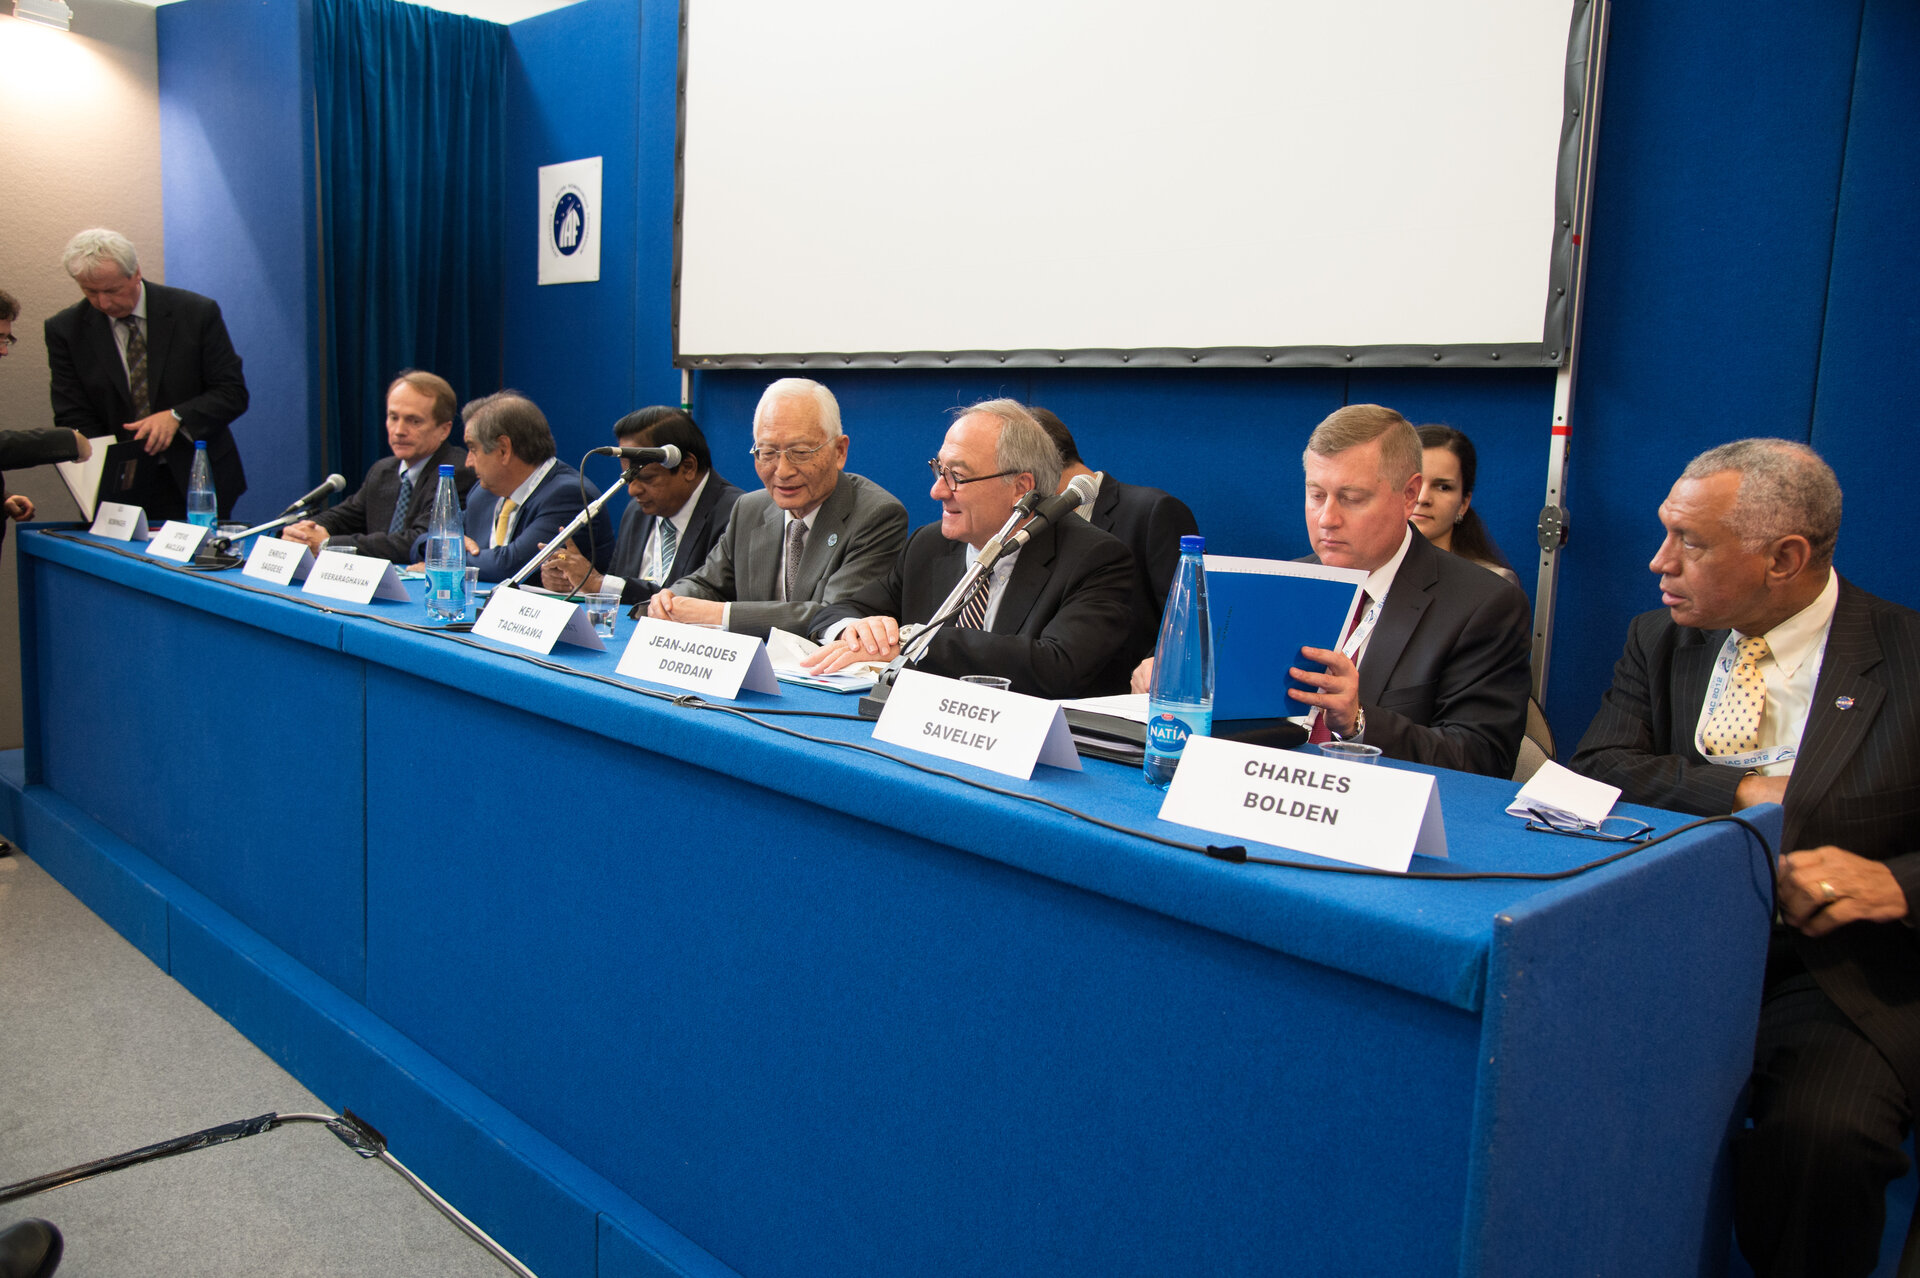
1573, 439, 1920, 1278
803, 399, 1137, 698
650, 378, 907, 639
43, 228, 248, 521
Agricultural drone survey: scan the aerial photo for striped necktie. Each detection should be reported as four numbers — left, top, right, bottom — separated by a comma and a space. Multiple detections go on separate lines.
1308, 592, 1372, 745
955, 572, 992, 630
656, 518, 678, 580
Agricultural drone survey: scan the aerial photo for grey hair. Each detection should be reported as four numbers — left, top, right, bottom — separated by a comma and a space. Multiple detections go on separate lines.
462, 391, 557, 465
1682, 438, 1842, 565
956, 398, 1061, 496
753, 378, 842, 440
62, 229, 140, 280
1303, 403, 1423, 488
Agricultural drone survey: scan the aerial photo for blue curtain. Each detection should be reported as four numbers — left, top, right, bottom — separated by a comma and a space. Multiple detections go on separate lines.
314, 0, 506, 485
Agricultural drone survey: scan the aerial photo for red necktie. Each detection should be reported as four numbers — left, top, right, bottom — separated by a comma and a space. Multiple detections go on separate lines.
1308, 592, 1370, 745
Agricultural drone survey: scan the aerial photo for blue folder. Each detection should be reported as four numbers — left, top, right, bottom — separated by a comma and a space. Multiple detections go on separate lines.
1205, 555, 1367, 721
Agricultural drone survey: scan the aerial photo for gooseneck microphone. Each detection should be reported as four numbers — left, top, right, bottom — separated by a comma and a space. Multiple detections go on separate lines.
279, 474, 347, 516
589, 444, 683, 469
999, 472, 1098, 558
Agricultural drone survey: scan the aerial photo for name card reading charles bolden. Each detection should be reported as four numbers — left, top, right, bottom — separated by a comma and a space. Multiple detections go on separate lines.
872, 669, 1080, 780
1157, 735, 1447, 872
617, 617, 778, 698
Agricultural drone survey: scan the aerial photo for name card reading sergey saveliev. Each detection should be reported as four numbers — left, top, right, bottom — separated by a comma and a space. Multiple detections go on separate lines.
1157, 735, 1447, 872
872, 669, 1080, 780
617, 617, 777, 698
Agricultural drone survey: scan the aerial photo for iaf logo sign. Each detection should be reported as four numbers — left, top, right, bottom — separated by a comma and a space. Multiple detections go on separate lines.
537, 156, 602, 285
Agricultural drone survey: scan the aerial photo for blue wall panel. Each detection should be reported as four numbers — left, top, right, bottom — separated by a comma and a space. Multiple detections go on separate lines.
158, 0, 320, 523
503, 0, 673, 473
1810, 0, 1920, 611
1546, 0, 1864, 739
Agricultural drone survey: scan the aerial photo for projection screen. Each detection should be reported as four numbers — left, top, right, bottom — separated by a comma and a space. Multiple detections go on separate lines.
675, 0, 1585, 370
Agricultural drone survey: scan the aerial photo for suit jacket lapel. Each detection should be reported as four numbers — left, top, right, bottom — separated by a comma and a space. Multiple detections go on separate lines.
141, 284, 170, 407
671, 476, 722, 580
1783, 582, 1883, 850
1671, 632, 1722, 758
1091, 478, 1121, 535
994, 520, 1058, 634
1358, 529, 1434, 705
747, 501, 787, 600
794, 479, 855, 595
85, 307, 135, 422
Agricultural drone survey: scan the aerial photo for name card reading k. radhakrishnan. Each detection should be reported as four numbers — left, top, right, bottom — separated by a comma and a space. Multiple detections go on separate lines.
242, 535, 315, 584
1157, 735, 1447, 872
145, 520, 211, 563
617, 617, 778, 698
300, 550, 410, 604
872, 669, 1080, 780
89, 502, 149, 541
475, 585, 604, 654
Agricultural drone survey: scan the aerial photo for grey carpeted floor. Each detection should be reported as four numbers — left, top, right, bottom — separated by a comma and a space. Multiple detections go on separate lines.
0, 845, 520, 1277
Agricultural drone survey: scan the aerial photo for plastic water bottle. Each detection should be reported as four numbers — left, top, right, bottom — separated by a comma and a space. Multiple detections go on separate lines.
186, 439, 217, 530
423, 463, 467, 621
1144, 534, 1213, 786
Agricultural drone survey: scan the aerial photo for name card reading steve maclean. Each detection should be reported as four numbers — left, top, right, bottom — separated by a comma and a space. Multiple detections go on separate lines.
1157, 735, 1446, 872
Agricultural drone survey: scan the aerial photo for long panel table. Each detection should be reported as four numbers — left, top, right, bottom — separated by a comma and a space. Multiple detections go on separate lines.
6, 527, 1779, 1278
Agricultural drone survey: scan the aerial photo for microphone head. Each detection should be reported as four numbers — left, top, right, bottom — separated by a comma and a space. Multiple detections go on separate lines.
657, 444, 683, 470
325, 473, 346, 493
1013, 491, 1043, 515
1064, 472, 1098, 504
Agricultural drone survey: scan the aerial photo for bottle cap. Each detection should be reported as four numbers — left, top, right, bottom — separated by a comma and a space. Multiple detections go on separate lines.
439, 464, 454, 475
194, 439, 207, 450
1179, 534, 1204, 552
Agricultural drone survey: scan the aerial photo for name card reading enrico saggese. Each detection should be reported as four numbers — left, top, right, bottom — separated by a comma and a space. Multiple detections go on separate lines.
242, 536, 315, 584
872, 669, 1080, 780
1157, 734, 1447, 872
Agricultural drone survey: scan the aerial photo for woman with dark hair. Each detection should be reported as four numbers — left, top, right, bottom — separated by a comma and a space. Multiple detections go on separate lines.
1413, 424, 1518, 587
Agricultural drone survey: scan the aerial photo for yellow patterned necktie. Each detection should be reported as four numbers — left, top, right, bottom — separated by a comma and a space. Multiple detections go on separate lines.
1703, 635, 1770, 756
492, 498, 519, 548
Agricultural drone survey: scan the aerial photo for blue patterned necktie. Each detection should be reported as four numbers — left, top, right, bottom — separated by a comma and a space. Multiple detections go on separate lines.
389, 469, 414, 534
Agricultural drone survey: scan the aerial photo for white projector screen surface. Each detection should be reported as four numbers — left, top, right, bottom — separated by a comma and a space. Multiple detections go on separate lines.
677, 0, 1576, 365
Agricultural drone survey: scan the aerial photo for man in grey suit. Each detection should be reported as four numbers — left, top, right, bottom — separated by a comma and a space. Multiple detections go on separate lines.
1571, 440, 1920, 1278
650, 378, 907, 639
281, 370, 473, 562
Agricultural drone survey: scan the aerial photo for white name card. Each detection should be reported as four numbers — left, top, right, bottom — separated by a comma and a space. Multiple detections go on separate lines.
1157, 735, 1447, 872
617, 617, 778, 698
146, 520, 210, 563
475, 585, 605, 653
90, 502, 150, 541
301, 549, 410, 604
242, 535, 315, 584
872, 669, 1081, 780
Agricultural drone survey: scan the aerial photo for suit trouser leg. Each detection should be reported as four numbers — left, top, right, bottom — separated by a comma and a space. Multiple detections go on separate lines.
1735, 971, 1912, 1278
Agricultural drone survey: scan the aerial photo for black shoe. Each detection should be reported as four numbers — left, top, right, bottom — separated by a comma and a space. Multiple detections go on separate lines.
0, 1219, 61, 1278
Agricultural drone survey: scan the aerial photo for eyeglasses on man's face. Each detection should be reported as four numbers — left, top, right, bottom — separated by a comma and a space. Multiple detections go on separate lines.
749, 442, 832, 468
927, 458, 1017, 490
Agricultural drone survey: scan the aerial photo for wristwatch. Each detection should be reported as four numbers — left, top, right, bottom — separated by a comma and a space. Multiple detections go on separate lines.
1333, 705, 1367, 743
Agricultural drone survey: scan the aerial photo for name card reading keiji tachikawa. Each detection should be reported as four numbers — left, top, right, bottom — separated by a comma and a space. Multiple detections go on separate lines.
617, 617, 778, 698
872, 669, 1081, 780
89, 501, 149, 541
300, 549, 411, 605
1156, 735, 1447, 873
475, 585, 605, 654
242, 535, 315, 585
145, 520, 211, 563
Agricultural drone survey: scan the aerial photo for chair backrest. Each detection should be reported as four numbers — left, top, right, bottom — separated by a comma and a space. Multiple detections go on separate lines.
1512, 697, 1557, 783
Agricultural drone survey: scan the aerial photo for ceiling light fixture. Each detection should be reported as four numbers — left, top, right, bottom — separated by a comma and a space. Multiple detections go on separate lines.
11, 0, 74, 31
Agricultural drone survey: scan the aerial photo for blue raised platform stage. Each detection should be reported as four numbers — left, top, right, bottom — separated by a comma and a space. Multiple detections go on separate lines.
6, 526, 1779, 1278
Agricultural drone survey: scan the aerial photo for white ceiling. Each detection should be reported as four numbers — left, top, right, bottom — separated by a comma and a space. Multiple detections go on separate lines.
122, 0, 583, 23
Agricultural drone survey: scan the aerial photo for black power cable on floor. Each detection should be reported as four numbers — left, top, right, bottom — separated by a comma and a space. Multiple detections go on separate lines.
0, 1109, 534, 1277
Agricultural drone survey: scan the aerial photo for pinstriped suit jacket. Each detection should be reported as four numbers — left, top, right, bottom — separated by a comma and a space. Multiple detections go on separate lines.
1571, 577, 1920, 1097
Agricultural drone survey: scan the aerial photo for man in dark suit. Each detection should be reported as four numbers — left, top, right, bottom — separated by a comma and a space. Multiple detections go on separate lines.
651, 378, 907, 639
1031, 406, 1198, 666
0, 286, 90, 550
43, 228, 247, 521
540, 406, 742, 610
804, 399, 1136, 699
410, 391, 613, 583
281, 370, 472, 562
1134, 404, 1530, 776
1570, 440, 1920, 1278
